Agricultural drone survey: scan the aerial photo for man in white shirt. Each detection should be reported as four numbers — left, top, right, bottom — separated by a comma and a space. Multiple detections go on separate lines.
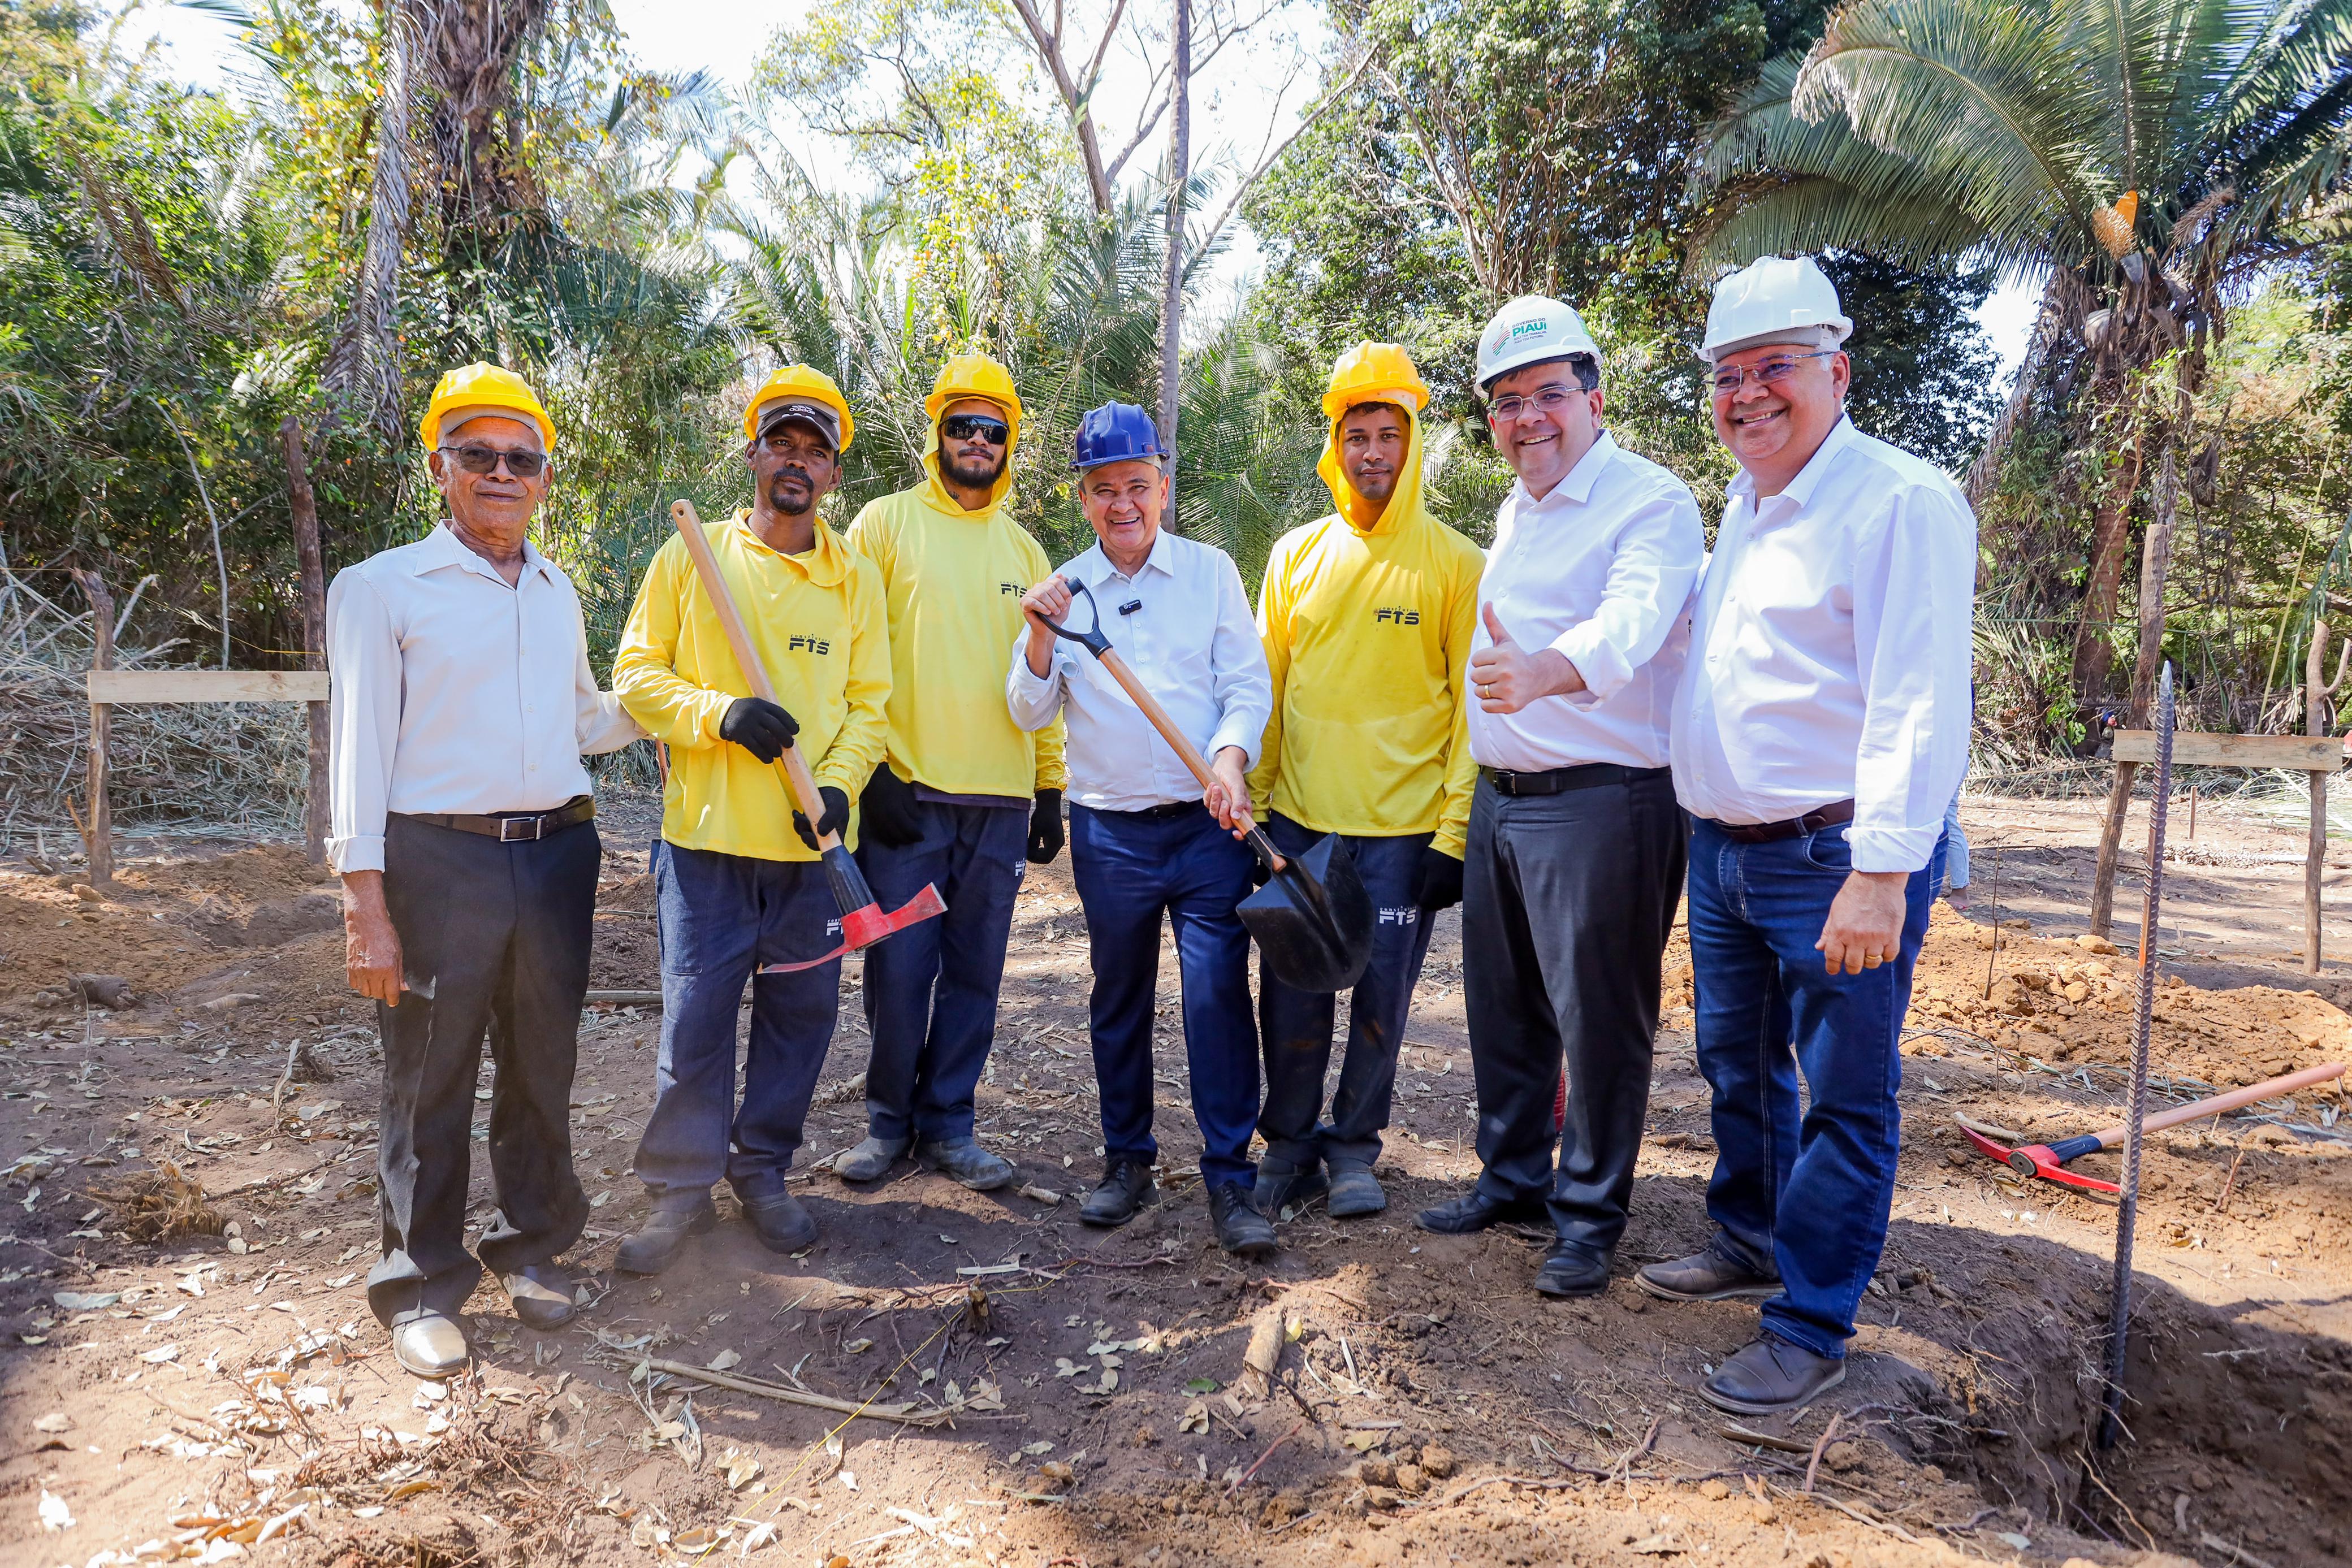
1644, 257, 1974, 1415
1009, 402, 1279, 1258
328, 363, 643, 1379
1412, 298, 1704, 1301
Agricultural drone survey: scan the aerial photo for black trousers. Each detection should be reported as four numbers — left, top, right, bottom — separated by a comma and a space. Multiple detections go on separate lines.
1463, 767, 1685, 1257
366, 813, 598, 1326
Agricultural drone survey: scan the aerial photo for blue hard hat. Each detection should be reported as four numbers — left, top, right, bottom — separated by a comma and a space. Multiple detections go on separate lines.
1070, 402, 1168, 470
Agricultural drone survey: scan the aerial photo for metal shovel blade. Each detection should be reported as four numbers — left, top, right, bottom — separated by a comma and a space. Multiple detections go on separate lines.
1241, 831, 1374, 993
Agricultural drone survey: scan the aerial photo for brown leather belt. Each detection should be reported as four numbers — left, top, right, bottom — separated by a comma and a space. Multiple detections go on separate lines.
394, 795, 595, 842
1702, 798, 1855, 843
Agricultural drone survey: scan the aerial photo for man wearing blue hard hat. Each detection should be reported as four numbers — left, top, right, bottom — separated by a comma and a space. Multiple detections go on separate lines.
1006, 404, 1279, 1257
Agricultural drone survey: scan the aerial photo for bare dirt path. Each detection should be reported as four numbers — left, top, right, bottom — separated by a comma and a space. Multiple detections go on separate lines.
0, 789, 2345, 1567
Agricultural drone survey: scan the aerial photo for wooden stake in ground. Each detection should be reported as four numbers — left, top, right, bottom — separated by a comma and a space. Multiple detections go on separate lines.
70, 570, 114, 884
2100, 661, 2172, 1450
2305, 619, 2350, 973
283, 417, 330, 864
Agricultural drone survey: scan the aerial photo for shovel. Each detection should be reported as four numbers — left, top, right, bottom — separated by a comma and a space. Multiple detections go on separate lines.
1957, 1060, 2346, 1196
1034, 579, 1373, 992
668, 500, 946, 973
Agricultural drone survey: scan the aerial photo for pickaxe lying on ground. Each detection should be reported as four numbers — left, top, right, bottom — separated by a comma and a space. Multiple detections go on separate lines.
668, 499, 944, 972
1957, 1061, 2347, 1194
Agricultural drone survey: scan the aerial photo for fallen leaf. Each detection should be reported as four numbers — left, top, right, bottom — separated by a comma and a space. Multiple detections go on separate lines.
140, 1343, 180, 1363
837, 1470, 858, 1492
737, 1521, 779, 1554
708, 1349, 742, 1372
1178, 1403, 1208, 1434
673, 1525, 724, 1556
33, 1413, 70, 1434
38, 1490, 73, 1531
723, 1451, 762, 1490
385, 1480, 436, 1501
1020, 1441, 1054, 1457
1183, 1376, 1218, 1394
53, 1291, 118, 1311
1342, 1430, 1385, 1452
844, 1338, 874, 1355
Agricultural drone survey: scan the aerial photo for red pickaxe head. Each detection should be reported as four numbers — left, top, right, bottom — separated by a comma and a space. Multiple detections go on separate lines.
759, 852, 944, 974
1959, 1122, 2120, 1195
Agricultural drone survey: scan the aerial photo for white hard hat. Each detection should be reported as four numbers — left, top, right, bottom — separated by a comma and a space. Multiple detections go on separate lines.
1475, 296, 1600, 392
1701, 256, 1853, 361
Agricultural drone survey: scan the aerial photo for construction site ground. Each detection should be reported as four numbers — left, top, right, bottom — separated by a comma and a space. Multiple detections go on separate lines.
1, 785, 2347, 1568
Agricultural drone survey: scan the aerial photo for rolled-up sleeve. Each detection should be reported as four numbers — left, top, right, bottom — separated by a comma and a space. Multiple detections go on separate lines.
1006, 627, 1069, 732
326, 565, 399, 874
1548, 486, 1704, 707
1205, 553, 1272, 764
1849, 482, 1978, 872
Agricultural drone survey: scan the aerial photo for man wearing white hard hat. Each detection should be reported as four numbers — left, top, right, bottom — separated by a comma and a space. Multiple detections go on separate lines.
1411, 299, 1702, 1301
1644, 257, 1974, 1414
328, 363, 645, 1378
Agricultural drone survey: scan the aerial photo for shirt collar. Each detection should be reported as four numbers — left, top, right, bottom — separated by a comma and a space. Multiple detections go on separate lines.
413, 521, 552, 584
1507, 431, 1619, 514
1726, 413, 1857, 510
1076, 528, 1174, 586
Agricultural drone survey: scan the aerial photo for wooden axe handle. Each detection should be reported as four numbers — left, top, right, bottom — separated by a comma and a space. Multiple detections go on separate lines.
667, 500, 835, 842
1087, 644, 1285, 872
2093, 1061, 2345, 1150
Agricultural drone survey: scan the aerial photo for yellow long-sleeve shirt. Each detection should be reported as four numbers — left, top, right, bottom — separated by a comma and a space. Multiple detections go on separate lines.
845, 431, 1066, 799
615, 511, 891, 861
1248, 405, 1484, 859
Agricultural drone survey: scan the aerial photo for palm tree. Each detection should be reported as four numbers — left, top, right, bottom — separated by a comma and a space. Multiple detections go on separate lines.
1695, 0, 2352, 709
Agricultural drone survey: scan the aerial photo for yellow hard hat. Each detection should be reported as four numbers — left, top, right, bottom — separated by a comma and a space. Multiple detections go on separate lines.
420, 363, 556, 452
924, 352, 1023, 447
1321, 342, 1430, 421
743, 364, 856, 452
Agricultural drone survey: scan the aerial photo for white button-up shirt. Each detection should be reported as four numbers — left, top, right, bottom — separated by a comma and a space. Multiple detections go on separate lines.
1671, 416, 1977, 873
1468, 432, 1704, 773
326, 523, 644, 873
1005, 530, 1271, 812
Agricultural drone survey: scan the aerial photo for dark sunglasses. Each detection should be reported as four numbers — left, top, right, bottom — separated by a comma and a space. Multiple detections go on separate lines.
439, 443, 547, 478
942, 413, 1011, 445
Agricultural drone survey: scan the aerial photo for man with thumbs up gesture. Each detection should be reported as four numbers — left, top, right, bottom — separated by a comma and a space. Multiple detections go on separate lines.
1412, 297, 1704, 1303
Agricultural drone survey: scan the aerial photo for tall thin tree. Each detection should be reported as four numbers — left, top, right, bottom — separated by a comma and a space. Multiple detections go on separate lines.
1158, 0, 1190, 505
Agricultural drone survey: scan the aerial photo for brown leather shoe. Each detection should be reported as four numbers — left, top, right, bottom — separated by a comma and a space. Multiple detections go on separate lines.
1637, 1240, 1780, 1301
500, 1265, 576, 1330
391, 1311, 469, 1379
1699, 1332, 1845, 1415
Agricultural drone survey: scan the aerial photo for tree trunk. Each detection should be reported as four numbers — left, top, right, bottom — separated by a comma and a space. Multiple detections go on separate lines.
323, 0, 418, 439
2069, 434, 2146, 708
2087, 445, 2177, 937
284, 418, 331, 865
72, 571, 115, 886
1157, 0, 1190, 515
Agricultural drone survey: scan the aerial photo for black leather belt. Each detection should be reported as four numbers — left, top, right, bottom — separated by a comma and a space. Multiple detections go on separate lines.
395, 795, 595, 841
1480, 763, 1658, 796
1092, 799, 1200, 821
1702, 798, 1855, 843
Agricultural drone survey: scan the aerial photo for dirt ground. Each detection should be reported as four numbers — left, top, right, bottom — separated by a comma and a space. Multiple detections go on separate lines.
1, 786, 2347, 1568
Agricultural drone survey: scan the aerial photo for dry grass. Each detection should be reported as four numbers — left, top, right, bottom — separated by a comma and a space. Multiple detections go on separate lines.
0, 562, 305, 850
87, 1161, 226, 1241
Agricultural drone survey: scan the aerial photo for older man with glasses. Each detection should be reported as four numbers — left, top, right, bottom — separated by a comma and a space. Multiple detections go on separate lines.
1641, 257, 1975, 1415
328, 363, 644, 1378
1412, 298, 1702, 1301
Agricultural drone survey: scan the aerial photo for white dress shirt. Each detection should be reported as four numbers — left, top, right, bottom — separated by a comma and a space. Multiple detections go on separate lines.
1467, 432, 1704, 773
327, 523, 644, 873
1671, 416, 1977, 874
1005, 530, 1271, 811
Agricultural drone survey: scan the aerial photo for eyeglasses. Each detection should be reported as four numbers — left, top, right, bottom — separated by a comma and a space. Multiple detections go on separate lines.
438, 443, 547, 478
942, 413, 1011, 445
1710, 350, 1837, 397
1486, 385, 1582, 423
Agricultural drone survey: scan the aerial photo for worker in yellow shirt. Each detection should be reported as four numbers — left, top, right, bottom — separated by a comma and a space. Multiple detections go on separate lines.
609, 366, 890, 1274
1249, 343, 1484, 1222
835, 353, 1067, 1191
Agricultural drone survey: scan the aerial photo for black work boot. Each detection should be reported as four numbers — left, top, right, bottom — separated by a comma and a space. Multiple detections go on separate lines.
740, 1190, 818, 1254
1699, 1332, 1845, 1415
615, 1197, 716, 1276
1079, 1159, 1157, 1228
1250, 1155, 1328, 1219
1533, 1244, 1611, 1298
1210, 1182, 1277, 1258
1413, 1190, 1549, 1235
1636, 1238, 1781, 1302
1326, 1159, 1386, 1218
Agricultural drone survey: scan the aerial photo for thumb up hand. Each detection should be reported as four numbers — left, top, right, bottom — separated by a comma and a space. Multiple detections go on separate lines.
1468, 602, 1580, 713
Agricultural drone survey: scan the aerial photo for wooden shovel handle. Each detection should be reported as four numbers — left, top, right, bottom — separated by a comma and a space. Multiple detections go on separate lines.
668, 500, 835, 842
1088, 646, 1284, 873
2095, 1061, 2347, 1149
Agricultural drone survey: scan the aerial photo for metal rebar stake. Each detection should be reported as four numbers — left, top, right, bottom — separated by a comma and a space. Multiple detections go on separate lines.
2099, 661, 2172, 1450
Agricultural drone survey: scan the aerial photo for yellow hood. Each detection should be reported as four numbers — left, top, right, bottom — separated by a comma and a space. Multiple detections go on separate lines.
919, 402, 1019, 518
1317, 395, 1430, 536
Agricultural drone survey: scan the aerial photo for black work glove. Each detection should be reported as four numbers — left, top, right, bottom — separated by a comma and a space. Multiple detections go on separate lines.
1027, 789, 1065, 864
717, 696, 798, 765
792, 785, 850, 851
1416, 846, 1464, 912
858, 766, 924, 849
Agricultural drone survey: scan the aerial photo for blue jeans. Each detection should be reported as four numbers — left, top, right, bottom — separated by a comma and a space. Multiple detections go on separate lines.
1687, 817, 1943, 1358
1256, 815, 1436, 1171
857, 799, 1028, 1143
636, 841, 842, 1205
1072, 803, 1261, 1189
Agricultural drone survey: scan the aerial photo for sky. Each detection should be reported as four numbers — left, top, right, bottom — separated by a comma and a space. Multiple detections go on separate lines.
116, 0, 2044, 378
